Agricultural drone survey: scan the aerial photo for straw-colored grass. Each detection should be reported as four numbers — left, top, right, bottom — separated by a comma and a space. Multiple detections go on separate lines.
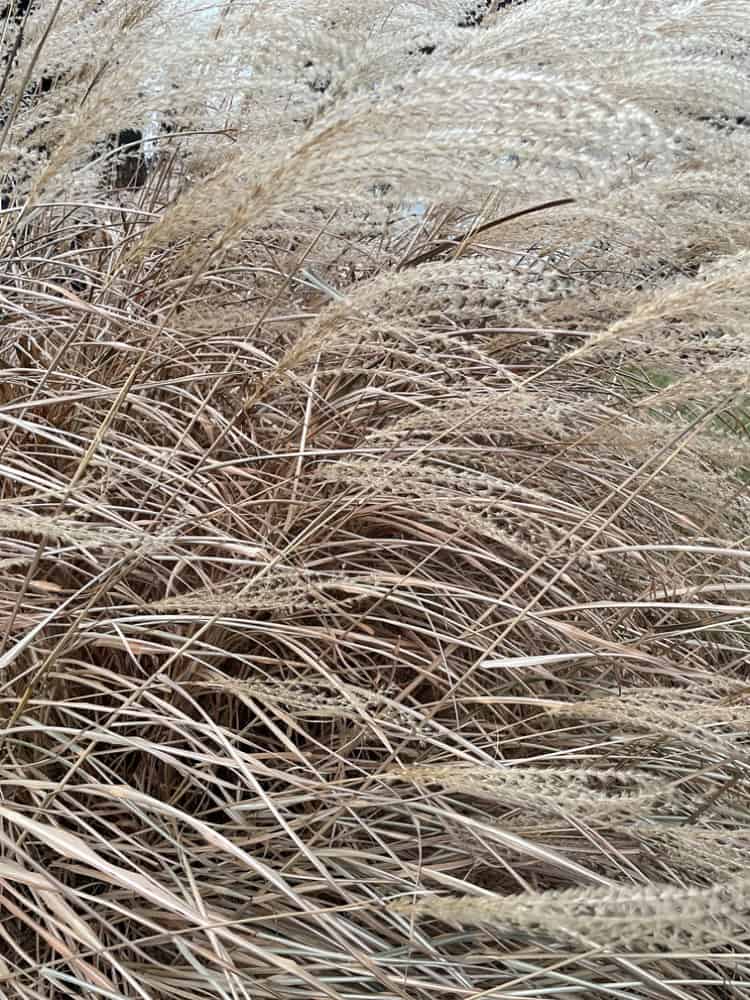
1, 0, 750, 997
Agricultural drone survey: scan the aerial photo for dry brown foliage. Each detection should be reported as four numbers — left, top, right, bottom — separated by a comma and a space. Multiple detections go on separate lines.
1, 0, 749, 997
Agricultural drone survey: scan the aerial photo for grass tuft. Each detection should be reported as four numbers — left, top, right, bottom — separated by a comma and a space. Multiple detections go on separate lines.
1, 0, 750, 996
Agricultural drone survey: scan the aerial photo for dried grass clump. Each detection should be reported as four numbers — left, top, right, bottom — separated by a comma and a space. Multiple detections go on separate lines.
1, 0, 750, 998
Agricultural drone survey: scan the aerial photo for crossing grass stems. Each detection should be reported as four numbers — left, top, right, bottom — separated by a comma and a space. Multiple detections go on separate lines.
0, 1, 750, 997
